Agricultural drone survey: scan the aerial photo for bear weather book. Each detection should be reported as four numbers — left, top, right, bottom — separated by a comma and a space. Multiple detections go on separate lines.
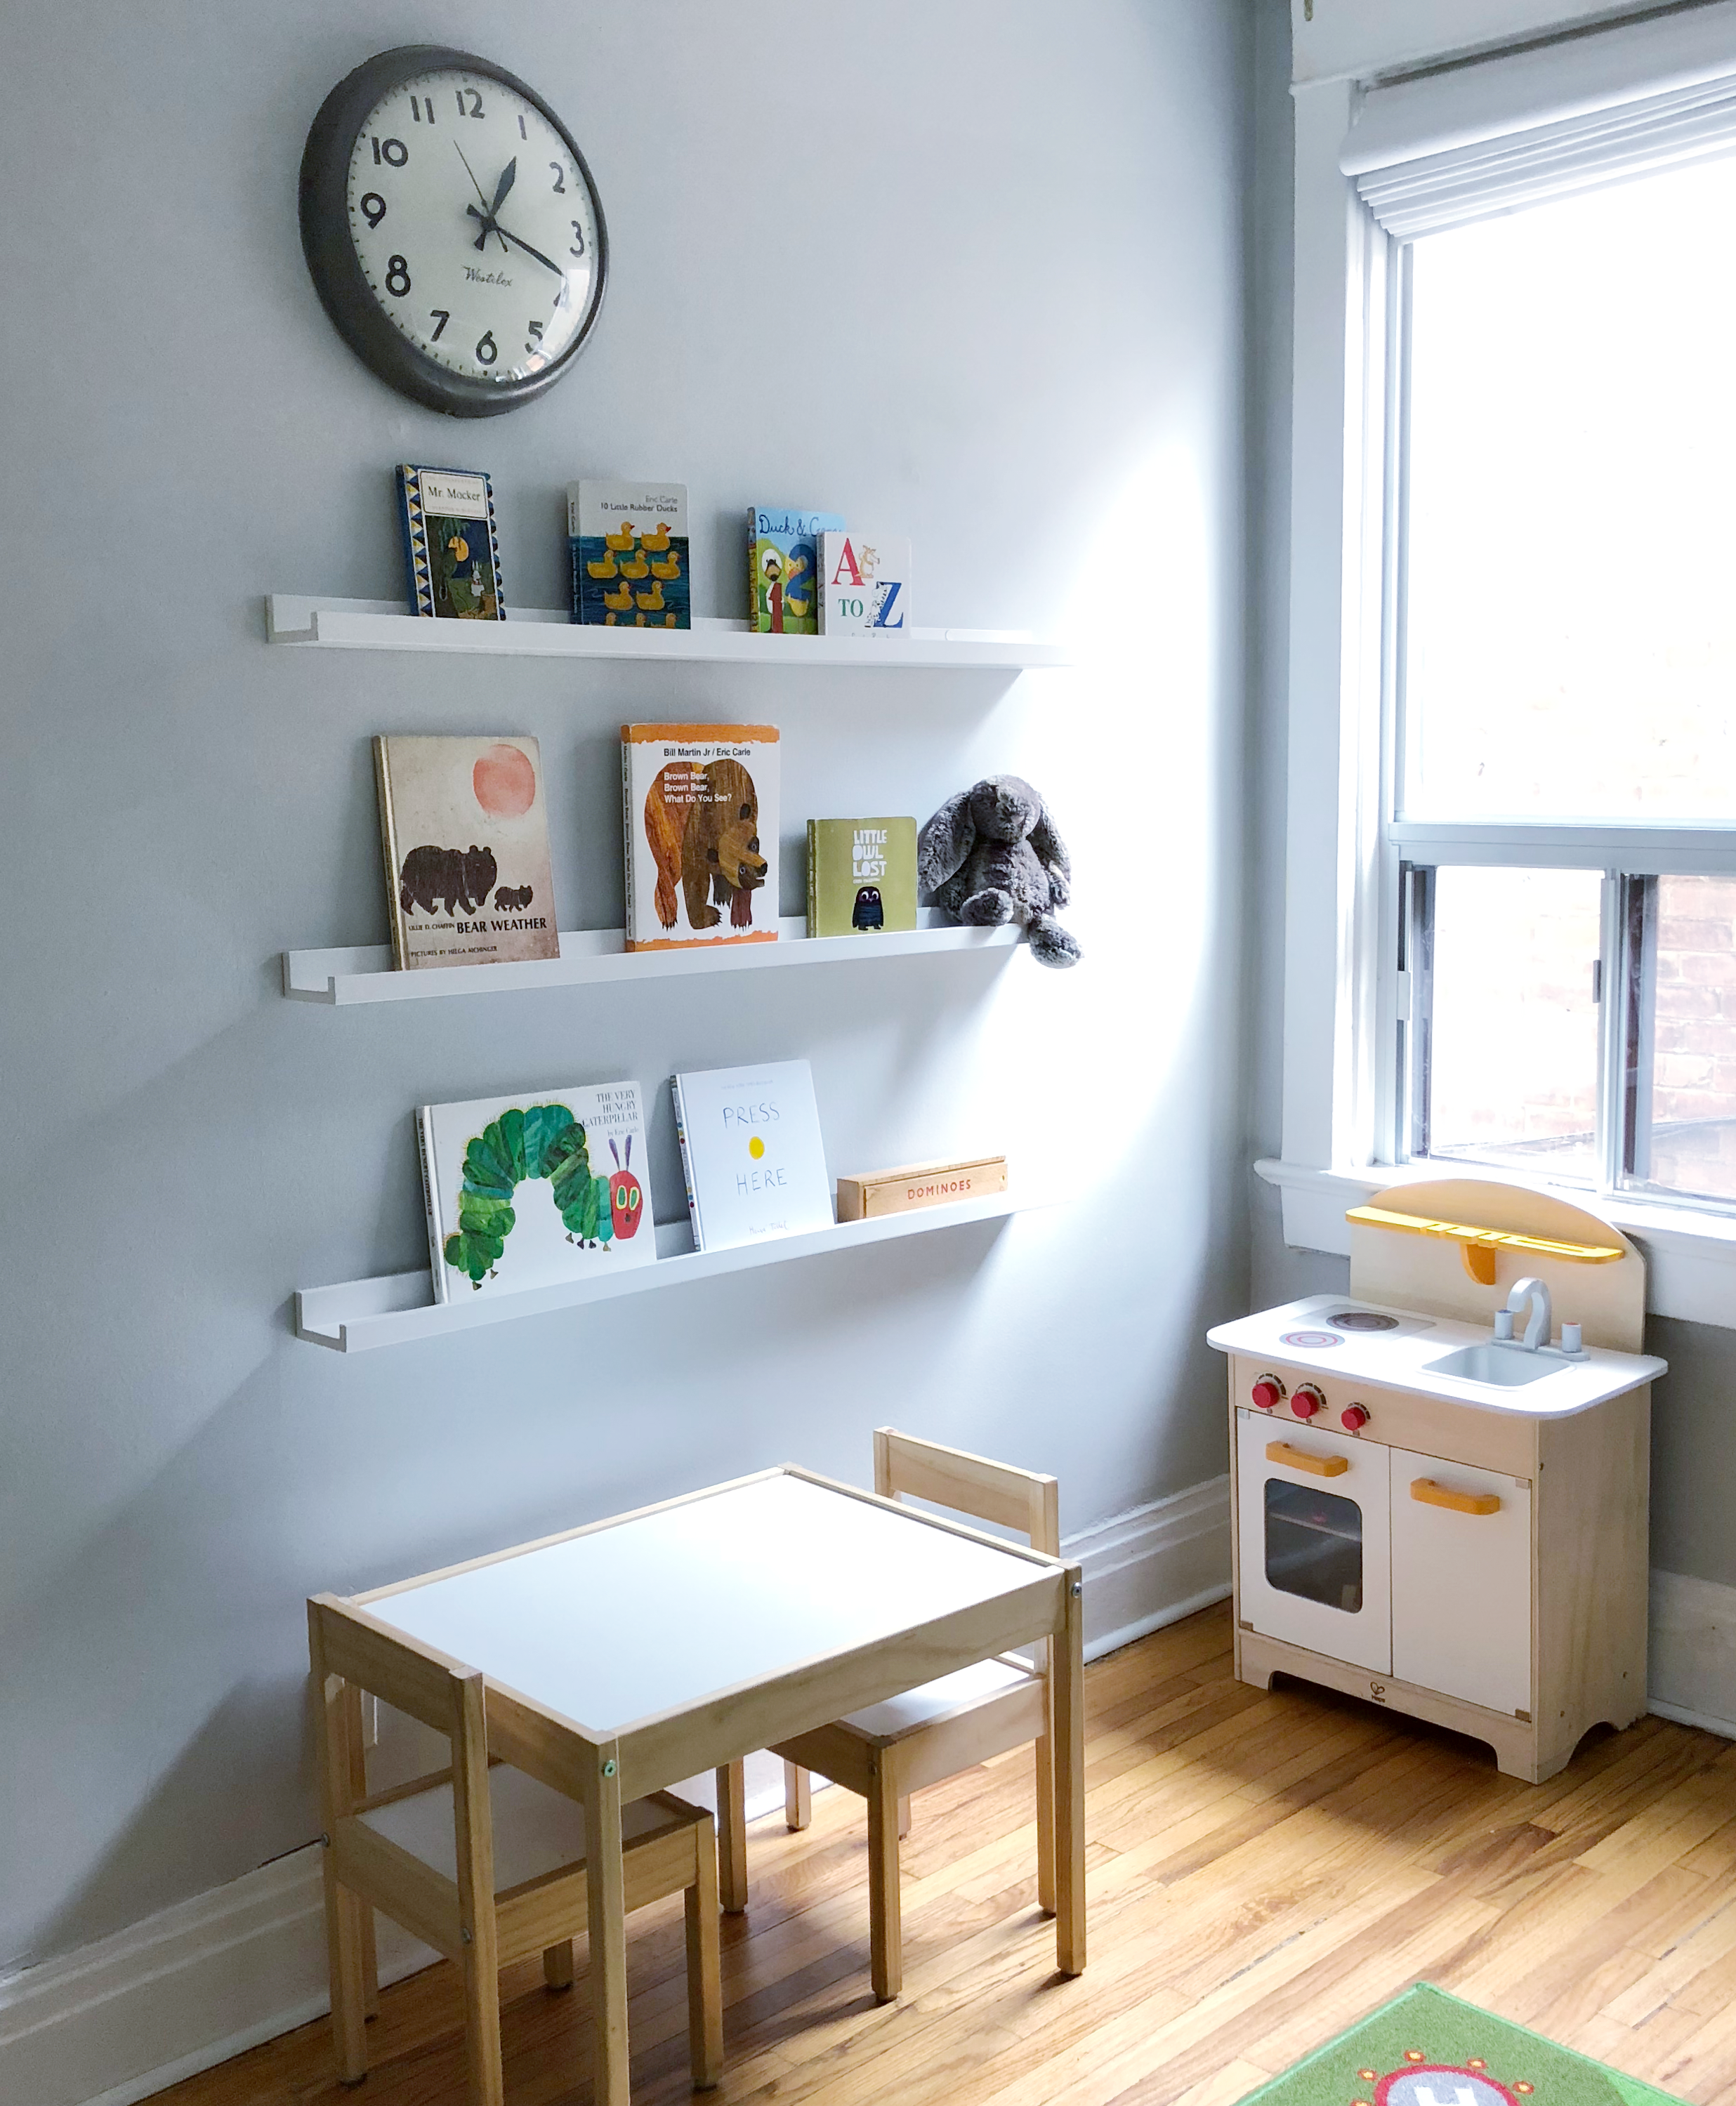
807, 817, 918, 937
397, 466, 505, 620
568, 481, 690, 628
374, 735, 559, 970
621, 725, 780, 952
671, 1060, 832, 1252
419, 1081, 655, 1303
747, 508, 844, 634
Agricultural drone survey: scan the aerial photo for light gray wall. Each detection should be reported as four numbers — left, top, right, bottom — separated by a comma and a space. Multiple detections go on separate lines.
1245, 0, 1736, 1590
0, 1, 1253, 1966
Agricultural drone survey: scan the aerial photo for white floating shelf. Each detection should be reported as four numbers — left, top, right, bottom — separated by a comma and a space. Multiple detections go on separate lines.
265, 595, 1069, 670
284, 913, 1019, 1005
297, 1195, 1025, 1353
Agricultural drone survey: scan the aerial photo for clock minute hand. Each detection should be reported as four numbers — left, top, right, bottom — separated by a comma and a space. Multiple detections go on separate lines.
492, 221, 567, 279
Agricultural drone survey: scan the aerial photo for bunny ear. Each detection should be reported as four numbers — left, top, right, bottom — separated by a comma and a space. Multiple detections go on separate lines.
917, 790, 978, 891
1027, 794, 1071, 893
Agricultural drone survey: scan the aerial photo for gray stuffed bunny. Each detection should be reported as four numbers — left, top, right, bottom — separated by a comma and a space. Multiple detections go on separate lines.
917, 775, 1081, 968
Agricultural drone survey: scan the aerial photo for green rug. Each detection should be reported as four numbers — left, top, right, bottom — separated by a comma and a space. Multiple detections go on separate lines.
1239, 1984, 1686, 2106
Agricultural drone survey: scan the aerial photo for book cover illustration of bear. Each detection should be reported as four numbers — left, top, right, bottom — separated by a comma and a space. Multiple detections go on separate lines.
374, 735, 559, 970
817, 532, 912, 636
670, 1060, 832, 1252
747, 508, 844, 635
806, 817, 918, 937
419, 1081, 654, 1302
397, 466, 506, 620
568, 480, 690, 628
621, 724, 780, 951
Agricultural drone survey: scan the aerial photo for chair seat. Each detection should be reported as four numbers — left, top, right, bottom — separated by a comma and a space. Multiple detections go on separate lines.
360, 1769, 681, 1893
837, 1655, 1040, 1743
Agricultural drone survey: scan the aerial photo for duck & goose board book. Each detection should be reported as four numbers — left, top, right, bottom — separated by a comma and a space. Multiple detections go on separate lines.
621, 723, 780, 951
419, 1082, 653, 1301
747, 506, 843, 633
569, 480, 690, 627
670, 1060, 832, 1252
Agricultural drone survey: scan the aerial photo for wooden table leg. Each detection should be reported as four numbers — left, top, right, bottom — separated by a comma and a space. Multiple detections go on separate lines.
716, 1760, 748, 1913
584, 1739, 631, 2106
685, 1813, 724, 2088
1053, 1567, 1086, 1975
309, 1610, 368, 2084
867, 1745, 903, 2003
784, 1758, 811, 1831
1035, 1632, 1057, 1916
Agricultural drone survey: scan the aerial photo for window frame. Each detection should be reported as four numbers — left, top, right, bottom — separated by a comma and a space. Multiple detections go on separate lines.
1268, 0, 1736, 1327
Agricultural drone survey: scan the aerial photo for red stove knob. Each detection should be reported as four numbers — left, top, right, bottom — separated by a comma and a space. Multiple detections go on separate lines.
1251, 1378, 1283, 1410
1291, 1387, 1325, 1419
1341, 1404, 1370, 1432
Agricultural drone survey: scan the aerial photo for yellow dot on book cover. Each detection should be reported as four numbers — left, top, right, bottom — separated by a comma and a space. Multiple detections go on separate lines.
749, 1136, 765, 1159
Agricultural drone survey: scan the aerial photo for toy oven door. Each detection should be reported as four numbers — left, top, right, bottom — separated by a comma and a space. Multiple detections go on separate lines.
1236, 1409, 1391, 1675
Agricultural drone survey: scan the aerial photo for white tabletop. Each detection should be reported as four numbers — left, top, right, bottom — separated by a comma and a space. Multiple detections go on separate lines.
365, 1472, 1048, 1734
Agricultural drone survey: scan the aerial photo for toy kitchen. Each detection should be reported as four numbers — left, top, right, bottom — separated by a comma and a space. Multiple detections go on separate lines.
1209, 1178, 1666, 1784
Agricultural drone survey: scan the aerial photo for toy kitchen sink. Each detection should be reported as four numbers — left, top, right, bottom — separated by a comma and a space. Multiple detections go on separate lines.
1208, 1178, 1666, 1784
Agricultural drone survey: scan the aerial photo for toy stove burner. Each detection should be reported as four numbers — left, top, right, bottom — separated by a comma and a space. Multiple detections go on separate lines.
1328, 1310, 1400, 1331
1280, 1329, 1343, 1348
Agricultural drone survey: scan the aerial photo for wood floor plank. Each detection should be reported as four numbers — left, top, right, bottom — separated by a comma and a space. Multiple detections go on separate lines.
145, 1611, 1733, 2106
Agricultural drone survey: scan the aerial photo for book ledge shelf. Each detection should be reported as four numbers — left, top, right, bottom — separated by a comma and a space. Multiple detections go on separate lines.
265, 596, 1070, 670
296, 1192, 1027, 1352
284, 913, 1020, 1005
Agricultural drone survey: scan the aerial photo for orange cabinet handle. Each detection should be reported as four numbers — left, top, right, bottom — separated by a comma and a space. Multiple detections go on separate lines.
1266, 1442, 1348, 1478
1411, 1477, 1501, 1516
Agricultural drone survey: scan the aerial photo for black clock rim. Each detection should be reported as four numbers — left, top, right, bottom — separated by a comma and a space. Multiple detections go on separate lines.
299, 44, 609, 419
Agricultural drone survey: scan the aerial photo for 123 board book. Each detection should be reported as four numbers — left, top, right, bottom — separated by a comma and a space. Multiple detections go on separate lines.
374, 735, 559, 970
748, 507, 843, 633
397, 465, 505, 620
806, 817, 917, 937
568, 481, 690, 627
419, 1081, 653, 1301
817, 531, 910, 635
670, 1060, 831, 1251
621, 724, 780, 950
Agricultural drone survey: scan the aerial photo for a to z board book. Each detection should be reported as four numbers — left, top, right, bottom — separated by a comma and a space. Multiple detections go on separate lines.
621, 724, 780, 952
374, 735, 559, 970
397, 466, 505, 620
817, 532, 911, 636
670, 1060, 831, 1252
419, 1081, 653, 1302
806, 817, 918, 937
568, 481, 690, 628
747, 508, 844, 634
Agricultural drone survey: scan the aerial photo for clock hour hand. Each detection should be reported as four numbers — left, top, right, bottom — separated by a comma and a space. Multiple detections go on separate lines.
489, 157, 517, 215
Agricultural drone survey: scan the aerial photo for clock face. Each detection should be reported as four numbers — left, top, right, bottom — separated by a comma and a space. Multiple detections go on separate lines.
301, 48, 608, 416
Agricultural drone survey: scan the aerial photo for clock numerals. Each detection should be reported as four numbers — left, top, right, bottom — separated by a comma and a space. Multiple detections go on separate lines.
549, 163, 566, 195
455, 86, 485, 119
527, 320, 544, 351
475, 330, 498, 367
518, 114, 527, 139
385, 254, 411, 298
570, 221, 586, 256
359, 191, 386, 229
370, 135, 407, 167
407, 94, 437, 125
429, 310, 450, 341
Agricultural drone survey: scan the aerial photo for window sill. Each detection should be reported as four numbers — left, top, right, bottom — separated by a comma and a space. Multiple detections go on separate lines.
1254, 1157, 1736, 1331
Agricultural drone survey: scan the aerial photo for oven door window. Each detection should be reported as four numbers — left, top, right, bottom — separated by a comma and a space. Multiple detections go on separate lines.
1265, 1479, 1364, 1613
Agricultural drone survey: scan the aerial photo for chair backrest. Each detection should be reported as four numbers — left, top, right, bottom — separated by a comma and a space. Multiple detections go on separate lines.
873, 1428, 1060, 1557
308, 1594, 497, 1935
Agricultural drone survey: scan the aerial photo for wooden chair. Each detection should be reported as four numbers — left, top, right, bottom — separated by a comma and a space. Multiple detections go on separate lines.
771, 1428, 1060, 2001
308, 1593, 723, 2103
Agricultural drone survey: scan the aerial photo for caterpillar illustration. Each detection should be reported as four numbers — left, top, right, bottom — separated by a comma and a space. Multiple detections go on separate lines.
443, 1103, 614, 1289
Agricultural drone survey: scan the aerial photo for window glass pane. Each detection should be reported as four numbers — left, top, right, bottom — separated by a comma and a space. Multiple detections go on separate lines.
1625, 874, 1736, 1204
1402, 157, 1736, 822
1423, 867, 1602, 1176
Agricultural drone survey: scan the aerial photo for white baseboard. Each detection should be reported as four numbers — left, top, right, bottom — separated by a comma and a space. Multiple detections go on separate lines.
1648, 1568, 1736, 1739
1, 1482, 1233, 2106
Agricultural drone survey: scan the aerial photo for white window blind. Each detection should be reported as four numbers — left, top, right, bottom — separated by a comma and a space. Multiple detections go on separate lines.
1342, 0, 1736, 237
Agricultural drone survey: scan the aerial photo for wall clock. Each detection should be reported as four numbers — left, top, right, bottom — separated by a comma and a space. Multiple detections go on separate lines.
299, 46, 608, 417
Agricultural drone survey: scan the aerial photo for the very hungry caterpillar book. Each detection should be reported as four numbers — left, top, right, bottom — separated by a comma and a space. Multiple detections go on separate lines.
418, 1081, 654, 1301
747, 507, 844, 634
621, 724, 780, 951
374, 735, 559, 970
568, 480, 690, 628
397, 465, 505, 620
807, 817, 917, 937
670, 1060, 831, 1251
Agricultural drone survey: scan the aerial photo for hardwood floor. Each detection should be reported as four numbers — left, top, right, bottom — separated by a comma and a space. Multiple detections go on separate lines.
150, 1602, 1736, 2106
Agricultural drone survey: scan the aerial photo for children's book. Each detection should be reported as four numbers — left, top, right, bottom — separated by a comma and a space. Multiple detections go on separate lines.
817, 532, 911, 636
568, 481, 690, 628
374, 735, 559, 970
397, 466, 505, 620
621, 724, 780, 951
806, 817, 918, 937
419, 1081, 654, 1301
747, 508, 844, 634
670, 1060, 831, 1251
